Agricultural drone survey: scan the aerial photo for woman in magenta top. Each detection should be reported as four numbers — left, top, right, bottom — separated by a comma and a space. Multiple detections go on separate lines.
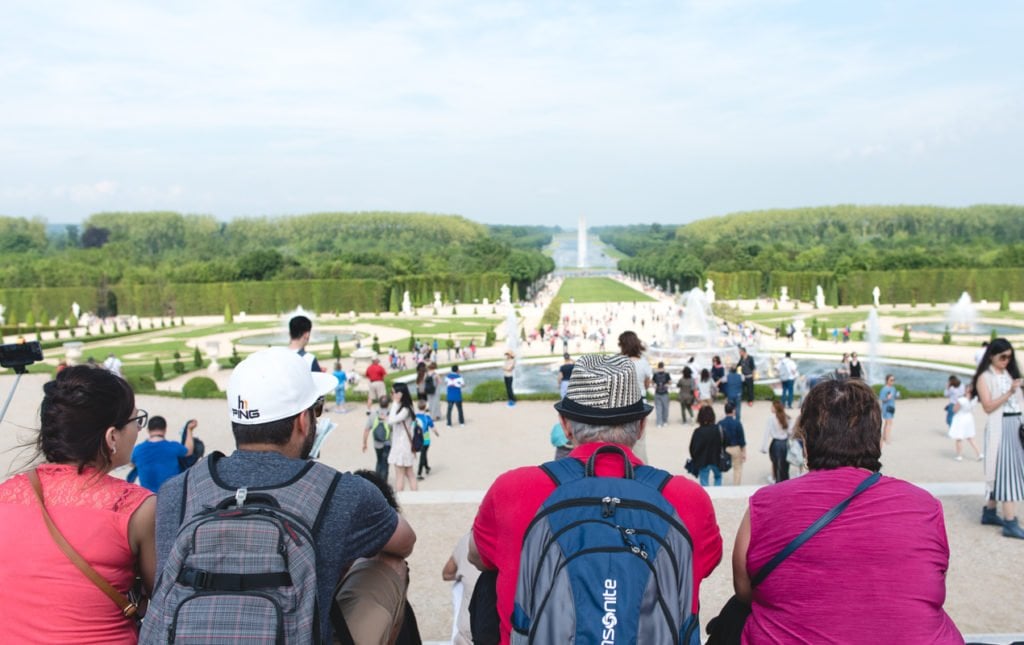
0, 365, 156, 644
732, 378, 963, 644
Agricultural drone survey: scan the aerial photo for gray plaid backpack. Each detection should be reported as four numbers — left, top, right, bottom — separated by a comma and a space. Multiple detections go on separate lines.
140, 453, 339, 644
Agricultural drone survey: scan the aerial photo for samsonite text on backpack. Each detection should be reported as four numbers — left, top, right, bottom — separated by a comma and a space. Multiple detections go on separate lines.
141, 453, 339, 644
512, 445, 698, 644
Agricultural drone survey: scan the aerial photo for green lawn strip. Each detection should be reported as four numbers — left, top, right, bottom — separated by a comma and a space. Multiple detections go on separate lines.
556, 277, 654, 303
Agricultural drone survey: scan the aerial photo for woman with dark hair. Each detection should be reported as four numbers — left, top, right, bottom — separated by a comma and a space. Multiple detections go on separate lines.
972, 338, 1024, 538
696, 368, 714, 407
761, 399, 794, 483
710, 355, 726, 394
677, 366, 696, 424
688, 405, 723, 486
387, 382, 418, 492
414, 361, 428, 402
731, 378, 962, 642
0, 365, 156, 643
618, 330, 651, 462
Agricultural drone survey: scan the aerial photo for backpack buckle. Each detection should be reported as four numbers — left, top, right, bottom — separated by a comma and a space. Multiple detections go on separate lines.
235, 487, 248, 507
179, 567, 212, 589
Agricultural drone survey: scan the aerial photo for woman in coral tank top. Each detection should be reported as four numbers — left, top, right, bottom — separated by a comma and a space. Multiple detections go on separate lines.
732, 378, 963, 644
0, 365, 156, 644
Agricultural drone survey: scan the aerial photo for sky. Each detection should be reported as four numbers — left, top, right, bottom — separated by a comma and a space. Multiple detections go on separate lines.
1, 1, 1022, 229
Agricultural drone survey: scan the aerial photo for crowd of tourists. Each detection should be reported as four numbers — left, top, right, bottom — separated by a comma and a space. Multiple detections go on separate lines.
1, 305, 1020, 642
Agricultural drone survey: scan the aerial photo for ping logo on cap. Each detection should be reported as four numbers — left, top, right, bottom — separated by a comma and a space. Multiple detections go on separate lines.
231, 395, 261, 420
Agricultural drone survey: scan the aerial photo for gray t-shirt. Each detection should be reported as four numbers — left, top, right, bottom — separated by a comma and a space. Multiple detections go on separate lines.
154, 450, 399, 640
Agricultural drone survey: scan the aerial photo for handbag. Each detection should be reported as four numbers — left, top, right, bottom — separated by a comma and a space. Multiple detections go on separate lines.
705, 472, 881, 644
27, 469, 144, 623
787, 438, 805, 468
684, 458, 699, 477
718, 425, 733, 473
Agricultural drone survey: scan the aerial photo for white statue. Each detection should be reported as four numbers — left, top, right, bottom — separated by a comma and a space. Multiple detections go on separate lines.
0, 303, 5, 325
779, 286, 789, 304
401, 291, 412, 315
500, 284, 511, 306
71, 301, 81, 320
872, 286, 881, 307
433, 291, 443, 310
704, 279, 716, 303
815, 285, 826, 309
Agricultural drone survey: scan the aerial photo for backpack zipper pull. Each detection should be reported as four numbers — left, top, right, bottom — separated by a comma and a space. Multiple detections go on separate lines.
602, 496, 620, 517
235, 487, 248, 507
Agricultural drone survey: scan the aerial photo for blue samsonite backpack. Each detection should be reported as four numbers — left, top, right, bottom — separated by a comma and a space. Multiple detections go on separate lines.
512, 445, 698, 644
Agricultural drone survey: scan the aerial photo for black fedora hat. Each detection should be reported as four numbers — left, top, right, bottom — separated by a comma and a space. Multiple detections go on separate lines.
553, 354, 653, 425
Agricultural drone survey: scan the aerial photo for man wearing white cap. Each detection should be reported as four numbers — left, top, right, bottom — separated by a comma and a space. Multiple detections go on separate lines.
145, 347, 416, 643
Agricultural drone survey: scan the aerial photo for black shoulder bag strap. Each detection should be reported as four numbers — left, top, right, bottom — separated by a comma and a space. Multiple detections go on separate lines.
751, 471, 881, 587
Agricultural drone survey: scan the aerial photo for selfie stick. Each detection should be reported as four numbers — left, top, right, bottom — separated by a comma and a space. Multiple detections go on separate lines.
0, 368, 26, 425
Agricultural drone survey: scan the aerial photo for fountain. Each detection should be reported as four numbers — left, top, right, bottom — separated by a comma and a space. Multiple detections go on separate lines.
947, 292, 978, 332
647, 287, 740, 371
866, 307, 882, 385
577, 216, 587, 269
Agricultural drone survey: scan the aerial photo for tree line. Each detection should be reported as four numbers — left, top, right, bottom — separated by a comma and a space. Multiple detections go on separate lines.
601, 205, 1024, 297
0, 212, 557, 315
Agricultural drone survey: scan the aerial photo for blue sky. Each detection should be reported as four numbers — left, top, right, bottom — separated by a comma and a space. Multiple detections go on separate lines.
1, 1, 1021, 228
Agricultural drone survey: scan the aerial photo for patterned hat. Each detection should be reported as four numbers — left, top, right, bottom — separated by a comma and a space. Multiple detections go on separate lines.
553, 354, 653, 425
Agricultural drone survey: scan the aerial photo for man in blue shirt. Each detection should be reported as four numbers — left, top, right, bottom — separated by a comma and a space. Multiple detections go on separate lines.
131, 416, 196, 493
446, 365, 465, 426
723, 365, 745, 421
719, 402, 746, 485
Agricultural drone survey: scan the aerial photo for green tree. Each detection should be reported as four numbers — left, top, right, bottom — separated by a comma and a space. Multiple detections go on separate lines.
224, 304, 233, 323
332, 336, 341, 360
193, 346, 203, 368
154, 358, 165, 380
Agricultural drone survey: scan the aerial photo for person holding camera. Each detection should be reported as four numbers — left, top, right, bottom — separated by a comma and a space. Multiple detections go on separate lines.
130, 416, 196, 493
879, 374, 900, 444
0, 365, 156, 643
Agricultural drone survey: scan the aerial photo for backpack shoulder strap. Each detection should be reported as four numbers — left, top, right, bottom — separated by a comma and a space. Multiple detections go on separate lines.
538, 457, 585, 487
633, 464, 673, 492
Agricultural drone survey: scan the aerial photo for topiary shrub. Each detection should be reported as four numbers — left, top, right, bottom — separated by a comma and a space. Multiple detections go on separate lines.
902, 326, 911, 343
193, 346, 203, 368
173, 351, 186, 374
126, 374, 156, 394
753, 384, 776, 400
229, 345, 242, 367
182, 376, 221, 399
942, 327, 952, 345
154, 358, 165, 381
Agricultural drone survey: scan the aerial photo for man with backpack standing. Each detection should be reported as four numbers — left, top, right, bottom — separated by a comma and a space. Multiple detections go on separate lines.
142, 347, 417, 644
468, 354, 722, 644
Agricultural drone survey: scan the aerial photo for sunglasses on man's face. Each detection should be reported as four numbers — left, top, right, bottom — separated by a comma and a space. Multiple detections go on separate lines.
312, 397, 325, 418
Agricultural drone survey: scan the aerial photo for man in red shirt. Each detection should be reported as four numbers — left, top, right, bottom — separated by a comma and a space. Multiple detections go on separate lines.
469, 354, 723, 644
365, 357, 387, 415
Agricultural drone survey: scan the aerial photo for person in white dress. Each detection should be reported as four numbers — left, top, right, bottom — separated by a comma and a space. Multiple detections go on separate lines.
948, 384, 983, 461
387, 382, 418, 492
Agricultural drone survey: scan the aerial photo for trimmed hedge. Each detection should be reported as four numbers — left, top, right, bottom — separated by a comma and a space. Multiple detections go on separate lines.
0, 272, 513, 319
182, 376, 222, 399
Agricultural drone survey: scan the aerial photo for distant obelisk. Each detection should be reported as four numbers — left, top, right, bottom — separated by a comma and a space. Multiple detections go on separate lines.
577, 215, 587, 268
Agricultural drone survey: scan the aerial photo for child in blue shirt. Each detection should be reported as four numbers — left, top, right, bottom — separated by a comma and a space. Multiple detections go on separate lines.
332, 361, 348, 412
416, 400, 437, 480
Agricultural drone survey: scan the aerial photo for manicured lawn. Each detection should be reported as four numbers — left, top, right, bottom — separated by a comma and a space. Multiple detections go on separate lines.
556, 277, 654, 303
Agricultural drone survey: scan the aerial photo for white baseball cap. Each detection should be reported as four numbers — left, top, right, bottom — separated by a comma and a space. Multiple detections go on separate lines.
227, 347, 337, 425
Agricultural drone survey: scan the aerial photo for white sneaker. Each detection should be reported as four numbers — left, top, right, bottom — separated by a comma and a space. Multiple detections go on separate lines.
977, 453, 985, 461
954, 455, 963, 462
